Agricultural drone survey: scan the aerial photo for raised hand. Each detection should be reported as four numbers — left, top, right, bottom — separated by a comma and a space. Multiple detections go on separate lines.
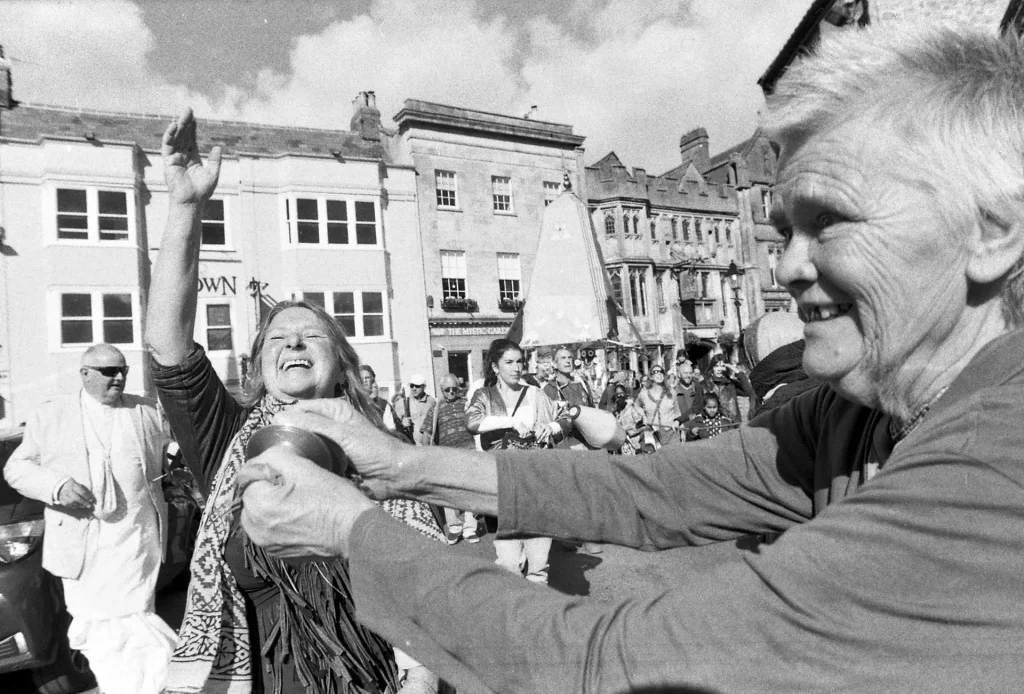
161, 108, 222, 206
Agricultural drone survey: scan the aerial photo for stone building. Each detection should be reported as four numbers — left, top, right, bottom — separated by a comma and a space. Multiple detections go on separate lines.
585, 127, 759, 371
0, 67, 427, 424
391, 100, 585, 386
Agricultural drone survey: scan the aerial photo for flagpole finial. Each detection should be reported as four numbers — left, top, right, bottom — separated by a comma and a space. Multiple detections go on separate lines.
562, 171, 572, 192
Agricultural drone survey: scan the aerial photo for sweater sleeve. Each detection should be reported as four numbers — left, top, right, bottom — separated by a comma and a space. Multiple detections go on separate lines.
150, 343, 246, 496
494, 386, 832, 548
349, 418, 1024, 694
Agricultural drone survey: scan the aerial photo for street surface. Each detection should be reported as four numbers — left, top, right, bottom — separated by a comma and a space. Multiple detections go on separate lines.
0, 530, 754, 693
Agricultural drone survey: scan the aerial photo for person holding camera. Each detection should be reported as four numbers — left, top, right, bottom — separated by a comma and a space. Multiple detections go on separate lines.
702, 354, 752, 422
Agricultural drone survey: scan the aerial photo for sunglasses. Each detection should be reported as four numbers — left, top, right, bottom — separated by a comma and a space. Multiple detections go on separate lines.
442, 387, 459, 393
84, 365, 129, 378
410, 383, 424, 389
651, 369, 665, 375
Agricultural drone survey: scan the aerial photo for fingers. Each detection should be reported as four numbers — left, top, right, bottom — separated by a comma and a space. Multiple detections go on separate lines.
207, 144, 223, 180
236, 460, 283, 496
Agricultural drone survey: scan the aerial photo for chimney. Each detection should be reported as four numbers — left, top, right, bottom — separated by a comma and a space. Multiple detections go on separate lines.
0, 46, 12, 109
679, 127, 710, 170
350, 91, 381, 141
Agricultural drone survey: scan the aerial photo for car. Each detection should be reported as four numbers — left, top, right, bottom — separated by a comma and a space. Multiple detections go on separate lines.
0, 427, 201, 693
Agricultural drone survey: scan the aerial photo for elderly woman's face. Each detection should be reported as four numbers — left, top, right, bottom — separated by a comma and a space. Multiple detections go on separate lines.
261, 307, 343, 401
774, 121, 970, 408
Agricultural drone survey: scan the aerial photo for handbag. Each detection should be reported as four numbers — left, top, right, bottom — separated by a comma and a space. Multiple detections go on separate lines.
499, 387, 544, 450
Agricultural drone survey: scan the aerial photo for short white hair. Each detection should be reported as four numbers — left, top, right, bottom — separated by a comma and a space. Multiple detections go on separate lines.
764, 22, 1024, 326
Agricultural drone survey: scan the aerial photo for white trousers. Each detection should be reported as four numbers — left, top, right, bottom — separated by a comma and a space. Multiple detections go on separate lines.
67, 611, 176, 694
494, 537, 552, 584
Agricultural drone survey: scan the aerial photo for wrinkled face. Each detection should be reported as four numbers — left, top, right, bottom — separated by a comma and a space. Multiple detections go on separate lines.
677, 363, 694, 384
81, 348, 128, 405
409, 382, 426, 398
492, 348, 524, 387
773, 121, 970, 409
261, 307, 343, 401
554, 349, 574, 375
440, 377, 460, 402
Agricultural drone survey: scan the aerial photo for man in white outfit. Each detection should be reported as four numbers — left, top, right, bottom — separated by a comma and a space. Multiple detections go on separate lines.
4, 344, 175, 694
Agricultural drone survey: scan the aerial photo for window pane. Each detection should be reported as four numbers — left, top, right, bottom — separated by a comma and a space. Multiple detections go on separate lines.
301, 292, 325, 309
203, 199, 225, 221
363, 315, 384, 337
201, 222, 226, 245
338, 316, 356, 337
206, 327, 233, 351
62, 293, 92, 317
333, 292, 355, 315
207, 304, 231, 327
362, 292, 383, 313
103, 319, 134, 344
356, 223, 376, 245
99, 216, 129, 232
297, 221, 319, 244
98, 191, 127, 215
326, 200, 347, 221
57, 189, 87, 213
61, 320, 92, 345
327, 222, 348, 244
296, 198, 318, 219
102, 294, 133, 318
355, 201, 375, 223
57, 214, 89, 240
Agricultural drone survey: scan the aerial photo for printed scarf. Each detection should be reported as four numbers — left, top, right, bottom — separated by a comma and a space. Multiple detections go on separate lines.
167, 396, 443, 694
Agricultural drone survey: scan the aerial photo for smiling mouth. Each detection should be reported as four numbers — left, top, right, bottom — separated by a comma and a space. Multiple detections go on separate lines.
801, 303, 853, 323
282, 359, 313, 371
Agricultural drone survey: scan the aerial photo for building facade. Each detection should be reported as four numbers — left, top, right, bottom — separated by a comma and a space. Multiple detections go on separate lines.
0, 79, 429, 424
392, 100, 585, 386
585, 127, 763, 371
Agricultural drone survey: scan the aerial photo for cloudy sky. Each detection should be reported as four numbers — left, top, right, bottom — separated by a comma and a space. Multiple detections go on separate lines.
0, 0, 814, 172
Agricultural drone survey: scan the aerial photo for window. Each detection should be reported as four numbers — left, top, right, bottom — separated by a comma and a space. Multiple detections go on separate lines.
650, 218, 658, 243
604, 213, 616, 238
543, 181, 560, 206
283, 196, 378, 246
55, 188, 133, 244
695, 219, 704, 242
768, 245, 782, 287
628, 267, 648, 316
761, 188, 773, 219
608, 267, 623, 308
205, 303, 233, 350
201, 199, 226, 246
670, 217, 678, 242
55, 291, 136, 347
682, 217, 690, 242
440, 250, 467, 299
435, 170, 458, 209
298, 291, 387, 339
655, 273, 666, 312
492, 176, 513, 213
713, 220, 721, 244
497, 253, 521, 301
699, 271, 711, 299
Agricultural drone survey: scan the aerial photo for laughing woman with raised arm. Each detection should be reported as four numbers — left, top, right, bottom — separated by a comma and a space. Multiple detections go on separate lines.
146, 109, 442, 694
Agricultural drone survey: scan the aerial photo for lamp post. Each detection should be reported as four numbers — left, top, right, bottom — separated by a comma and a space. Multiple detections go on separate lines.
725, 260, 745, 336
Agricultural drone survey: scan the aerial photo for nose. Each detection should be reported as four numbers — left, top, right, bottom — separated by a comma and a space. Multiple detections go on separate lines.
284, 332, 307, 350
775, 233, 817, 293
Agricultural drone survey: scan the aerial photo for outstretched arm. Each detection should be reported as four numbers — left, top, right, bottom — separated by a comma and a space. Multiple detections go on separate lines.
145, 108, 222, 366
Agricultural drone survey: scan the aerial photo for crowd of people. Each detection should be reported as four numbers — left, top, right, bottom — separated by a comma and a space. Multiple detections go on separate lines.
6, 18, 1024, 694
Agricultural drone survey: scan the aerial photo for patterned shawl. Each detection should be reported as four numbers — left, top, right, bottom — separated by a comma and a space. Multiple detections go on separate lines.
166, 396, 443, 694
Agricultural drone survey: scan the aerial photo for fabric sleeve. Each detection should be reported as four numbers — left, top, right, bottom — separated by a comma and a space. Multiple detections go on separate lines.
465, 388, 491, 434
3, 412, 64, 503
150, 343, 246, 496
494, 388, 831, 548
350, 436, 1024, 693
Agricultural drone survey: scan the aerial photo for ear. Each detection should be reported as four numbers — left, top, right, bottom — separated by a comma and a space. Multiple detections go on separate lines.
966, 212, 1024, 285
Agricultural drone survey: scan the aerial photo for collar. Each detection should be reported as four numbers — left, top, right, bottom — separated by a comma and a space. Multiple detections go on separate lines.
888, 386, 948, 443
80, 389, 121, 411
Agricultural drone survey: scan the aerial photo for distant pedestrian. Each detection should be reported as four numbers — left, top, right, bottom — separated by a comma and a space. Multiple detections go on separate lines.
361, 365, 399, 431
395, 374, 435, 445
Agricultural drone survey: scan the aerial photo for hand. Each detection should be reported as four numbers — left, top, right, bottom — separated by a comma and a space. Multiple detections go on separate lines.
510, 418, 532, 438
534, 423, 554, 445
402, 416, 414, 428
272, 399, 412, 499
57, 480, 95, 510
162, 108, 223, 207
237, 450, 376, 559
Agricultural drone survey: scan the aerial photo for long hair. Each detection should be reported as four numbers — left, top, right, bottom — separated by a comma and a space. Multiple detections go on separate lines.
242, 300, 382, 425
483, 337, 523, 388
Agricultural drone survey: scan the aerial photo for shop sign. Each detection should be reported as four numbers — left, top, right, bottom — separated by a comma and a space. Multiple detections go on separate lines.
198, 276, 238, 296
430, 325, 509, 337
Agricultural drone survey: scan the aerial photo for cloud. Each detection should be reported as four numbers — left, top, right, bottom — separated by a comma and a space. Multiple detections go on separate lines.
0, 0, 809, 171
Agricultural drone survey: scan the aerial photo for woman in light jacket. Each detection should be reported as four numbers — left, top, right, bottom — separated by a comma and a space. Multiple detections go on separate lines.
466, 338, 564, 584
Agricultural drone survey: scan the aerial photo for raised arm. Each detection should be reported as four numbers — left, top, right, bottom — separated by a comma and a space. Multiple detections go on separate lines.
145, 108, 222, 366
